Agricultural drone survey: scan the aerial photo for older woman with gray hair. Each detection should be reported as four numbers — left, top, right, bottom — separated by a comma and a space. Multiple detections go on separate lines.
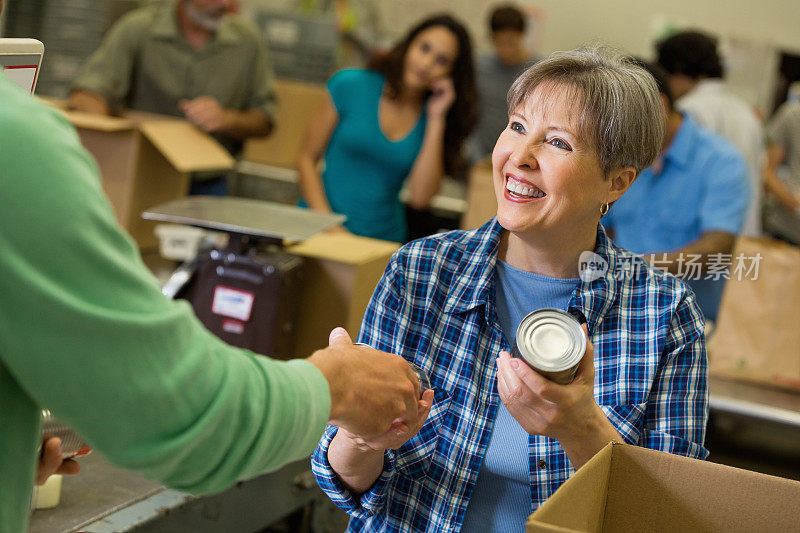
312, 46, 708, 532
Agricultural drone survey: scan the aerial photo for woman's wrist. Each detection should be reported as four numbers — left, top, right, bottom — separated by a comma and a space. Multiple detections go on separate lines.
338, 428, 387, 454
330, 429, 386, 472
219, 108, 238, 132
558, 403, 622, 469
426, 113, 447, 128
329, 429, 386, 494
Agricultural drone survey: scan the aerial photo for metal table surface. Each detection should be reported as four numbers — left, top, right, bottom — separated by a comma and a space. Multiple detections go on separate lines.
709, 375, 800, 427
142, 196, 344, 242
30, 453, 161, 533
29, 453, 322, 533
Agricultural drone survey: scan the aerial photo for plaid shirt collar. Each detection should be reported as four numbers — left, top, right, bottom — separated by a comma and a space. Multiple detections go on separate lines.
441, 218, 620, 332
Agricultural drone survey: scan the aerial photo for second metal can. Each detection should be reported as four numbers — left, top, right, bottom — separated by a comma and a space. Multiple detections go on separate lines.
40, 410, 92, 459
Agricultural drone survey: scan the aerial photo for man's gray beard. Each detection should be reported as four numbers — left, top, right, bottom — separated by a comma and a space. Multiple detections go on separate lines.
183, 0, 224, 32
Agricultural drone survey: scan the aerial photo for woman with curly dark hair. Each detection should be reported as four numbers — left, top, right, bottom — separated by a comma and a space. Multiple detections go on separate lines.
297, 14, 477, 243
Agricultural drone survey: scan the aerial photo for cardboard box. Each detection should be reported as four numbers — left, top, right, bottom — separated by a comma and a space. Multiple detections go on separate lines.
46, 102, 234, 249
286, 232, 399, 358
460, 160, 497, 230
527, 442, 800, 532
243, 78, 326, 169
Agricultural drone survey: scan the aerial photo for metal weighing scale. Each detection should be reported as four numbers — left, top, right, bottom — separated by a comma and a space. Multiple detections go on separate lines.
143, 196, 344, 358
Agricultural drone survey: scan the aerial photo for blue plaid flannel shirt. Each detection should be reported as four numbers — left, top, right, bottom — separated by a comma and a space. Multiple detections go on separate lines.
312, 219, 709, 532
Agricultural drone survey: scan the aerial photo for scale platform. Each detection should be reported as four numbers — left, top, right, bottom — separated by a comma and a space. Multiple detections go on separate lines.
142, 196, 345, 243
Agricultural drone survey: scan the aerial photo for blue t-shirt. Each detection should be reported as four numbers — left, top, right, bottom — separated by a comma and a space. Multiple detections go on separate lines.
461, 260, 579, 533
602, 115, 749, 320
312, 69, 426, 242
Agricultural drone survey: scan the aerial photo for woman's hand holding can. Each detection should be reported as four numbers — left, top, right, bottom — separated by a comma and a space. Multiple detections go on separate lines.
497, 323, 599, 440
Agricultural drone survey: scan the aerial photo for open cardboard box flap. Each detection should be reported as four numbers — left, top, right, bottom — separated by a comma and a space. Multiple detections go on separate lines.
137, 120, 234, 173
527, 442, 800, 532
287, 233, 399, 264
59, 109, 135, 132
41, 98, 234, 172
40, 97, 135, 132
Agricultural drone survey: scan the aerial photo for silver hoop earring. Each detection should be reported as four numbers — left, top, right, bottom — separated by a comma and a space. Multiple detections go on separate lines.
600, 202, 610, 216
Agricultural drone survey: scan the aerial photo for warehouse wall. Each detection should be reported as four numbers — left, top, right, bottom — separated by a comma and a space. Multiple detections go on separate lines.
373, 0, 800, 58
243, 0, 796, 114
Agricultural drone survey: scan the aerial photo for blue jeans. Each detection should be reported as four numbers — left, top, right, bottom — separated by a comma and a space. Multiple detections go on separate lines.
189, 176, 228, 196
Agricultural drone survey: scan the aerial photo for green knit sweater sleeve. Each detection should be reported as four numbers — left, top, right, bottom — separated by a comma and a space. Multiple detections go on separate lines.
0, 75, 330, 494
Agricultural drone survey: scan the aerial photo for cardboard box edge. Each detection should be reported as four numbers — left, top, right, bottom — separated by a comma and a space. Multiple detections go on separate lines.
526, 441, 616, 533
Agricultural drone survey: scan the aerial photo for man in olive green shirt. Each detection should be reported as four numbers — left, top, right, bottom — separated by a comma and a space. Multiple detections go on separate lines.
69, 0, 274, 193
0, 64, 424, 532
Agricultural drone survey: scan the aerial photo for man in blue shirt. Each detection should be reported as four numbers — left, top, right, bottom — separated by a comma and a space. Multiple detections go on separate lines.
603, 61, 749, 321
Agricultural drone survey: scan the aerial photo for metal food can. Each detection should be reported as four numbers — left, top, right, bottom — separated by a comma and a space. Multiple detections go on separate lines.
40, 410, 92, 459
354, 343, 431, 395
513, 309, 586, 385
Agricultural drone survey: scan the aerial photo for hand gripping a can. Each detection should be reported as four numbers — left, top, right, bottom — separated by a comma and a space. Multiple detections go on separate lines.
36, 411, 88, 485
323, 329, 436, 495
496, 322, 625, 469
308, 328, 433, 441
344, 342, 434, 452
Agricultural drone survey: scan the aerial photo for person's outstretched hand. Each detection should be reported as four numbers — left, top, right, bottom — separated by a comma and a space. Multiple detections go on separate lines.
308, 328, 422, 439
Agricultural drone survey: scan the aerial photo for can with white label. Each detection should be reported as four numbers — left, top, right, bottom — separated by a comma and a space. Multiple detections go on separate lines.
513, 309, 586, 385
40, 410, 92, 459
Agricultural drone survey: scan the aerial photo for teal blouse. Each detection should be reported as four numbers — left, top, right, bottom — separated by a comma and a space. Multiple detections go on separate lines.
312, 69, 427, 242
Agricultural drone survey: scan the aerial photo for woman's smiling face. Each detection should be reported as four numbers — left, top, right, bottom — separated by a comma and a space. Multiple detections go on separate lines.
492, 83, 614, 239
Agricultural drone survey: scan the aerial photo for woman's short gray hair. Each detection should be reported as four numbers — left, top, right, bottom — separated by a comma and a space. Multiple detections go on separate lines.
508, 46, 664, 175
